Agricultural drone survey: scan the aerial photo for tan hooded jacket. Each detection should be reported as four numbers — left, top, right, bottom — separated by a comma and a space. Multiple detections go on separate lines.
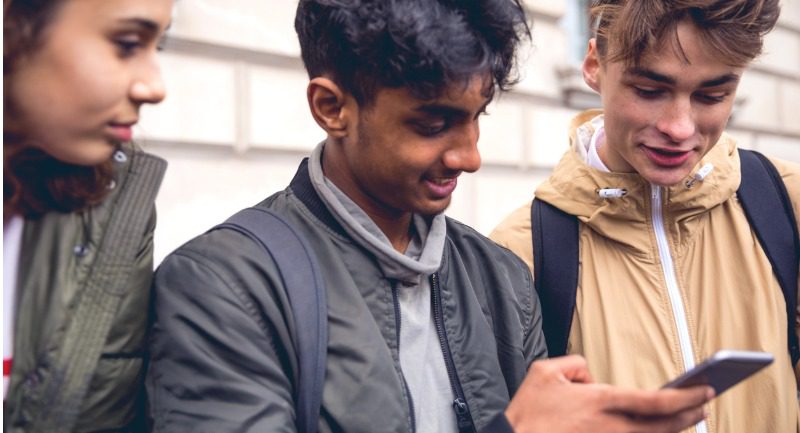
491, 110, 800, 433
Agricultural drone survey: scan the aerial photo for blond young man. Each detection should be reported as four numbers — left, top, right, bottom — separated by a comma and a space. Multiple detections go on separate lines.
492, 1, 798, 432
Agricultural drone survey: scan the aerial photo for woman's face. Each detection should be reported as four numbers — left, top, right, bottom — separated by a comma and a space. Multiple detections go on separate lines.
7, 0, 173, 166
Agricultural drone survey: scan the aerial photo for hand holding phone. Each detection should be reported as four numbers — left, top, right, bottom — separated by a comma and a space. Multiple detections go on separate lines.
662, 350, 773, 396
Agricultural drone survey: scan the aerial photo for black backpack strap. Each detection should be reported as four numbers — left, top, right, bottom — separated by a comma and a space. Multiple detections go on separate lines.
531, 198, 580, 357
214, 207, 327, 433
737, 149, 800, 366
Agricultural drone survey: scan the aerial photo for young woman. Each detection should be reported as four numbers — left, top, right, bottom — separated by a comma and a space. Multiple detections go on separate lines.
4, 0, 172, 431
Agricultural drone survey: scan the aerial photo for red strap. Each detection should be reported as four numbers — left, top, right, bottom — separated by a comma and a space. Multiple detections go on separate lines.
3, 358, 12, 376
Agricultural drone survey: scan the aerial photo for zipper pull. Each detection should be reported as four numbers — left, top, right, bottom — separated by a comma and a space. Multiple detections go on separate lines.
452, 398, 472, 430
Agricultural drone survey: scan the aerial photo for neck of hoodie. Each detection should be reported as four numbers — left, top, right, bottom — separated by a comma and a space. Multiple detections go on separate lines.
533, 110, 739, 254
308, 143, 446, 285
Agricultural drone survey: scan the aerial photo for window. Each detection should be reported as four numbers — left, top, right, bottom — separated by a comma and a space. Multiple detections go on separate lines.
561, 0, 592, 65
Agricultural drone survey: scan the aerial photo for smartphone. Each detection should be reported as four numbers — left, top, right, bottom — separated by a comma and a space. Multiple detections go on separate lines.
662, 350, 773, 396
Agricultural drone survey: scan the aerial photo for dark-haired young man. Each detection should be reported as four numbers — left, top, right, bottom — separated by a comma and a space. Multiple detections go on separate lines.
147, 1, 711, 432
492, 1, 798, 432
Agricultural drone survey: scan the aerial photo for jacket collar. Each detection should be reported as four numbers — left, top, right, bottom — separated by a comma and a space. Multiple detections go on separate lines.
288, 158, 349, 239
535, 110, 741, 252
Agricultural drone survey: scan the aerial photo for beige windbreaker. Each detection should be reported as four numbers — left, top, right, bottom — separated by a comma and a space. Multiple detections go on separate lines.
491, 110, 800, 433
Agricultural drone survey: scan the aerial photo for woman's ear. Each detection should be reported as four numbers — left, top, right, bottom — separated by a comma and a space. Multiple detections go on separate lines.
583, 38, 602, 93
307, 77, 353, 138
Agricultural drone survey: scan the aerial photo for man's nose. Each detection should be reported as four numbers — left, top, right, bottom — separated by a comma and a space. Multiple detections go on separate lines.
655, 97, 696, 143
443, 120, 481, 173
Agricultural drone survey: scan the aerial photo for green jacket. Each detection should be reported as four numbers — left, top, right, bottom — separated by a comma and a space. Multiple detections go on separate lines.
4, 145, 166, 433
147, 159, 547, 433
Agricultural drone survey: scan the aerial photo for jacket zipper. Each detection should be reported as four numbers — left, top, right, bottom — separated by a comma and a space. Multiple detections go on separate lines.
392, 282, 417, 433
431, 273, 475, 433
650, 185, 707, 433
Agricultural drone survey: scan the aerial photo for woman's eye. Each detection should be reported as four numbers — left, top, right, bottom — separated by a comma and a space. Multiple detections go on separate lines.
114, 37, 142, 57
156, 36, 168, 52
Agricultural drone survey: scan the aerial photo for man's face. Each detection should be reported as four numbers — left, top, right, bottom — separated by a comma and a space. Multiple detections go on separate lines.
333, 77, 489, 221
584, 20, 744, 187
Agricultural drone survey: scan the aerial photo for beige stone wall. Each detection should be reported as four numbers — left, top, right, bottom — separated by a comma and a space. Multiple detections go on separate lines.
138, 0, 800, 263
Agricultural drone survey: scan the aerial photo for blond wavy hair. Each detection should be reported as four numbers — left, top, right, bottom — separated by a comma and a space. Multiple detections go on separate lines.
591, 0, 780, 66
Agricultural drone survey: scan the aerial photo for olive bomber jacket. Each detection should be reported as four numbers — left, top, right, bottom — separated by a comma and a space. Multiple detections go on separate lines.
5, 144, 165, 432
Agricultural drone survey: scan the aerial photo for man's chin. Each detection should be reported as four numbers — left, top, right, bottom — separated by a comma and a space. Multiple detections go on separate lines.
643, 169, 691, 188
415, 198, 451, 217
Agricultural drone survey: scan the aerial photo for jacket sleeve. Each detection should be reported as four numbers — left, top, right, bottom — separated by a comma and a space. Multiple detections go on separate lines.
146, 245, 297, 433
516, 251, 548, 364
489, 203, 535, 276
489, 203, 547, 363
478, 413, 516, 433
525, 280, 548, 363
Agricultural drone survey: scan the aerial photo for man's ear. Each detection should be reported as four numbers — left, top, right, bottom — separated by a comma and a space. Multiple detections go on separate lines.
307, 77, 353, 138
583, 38, 602, 93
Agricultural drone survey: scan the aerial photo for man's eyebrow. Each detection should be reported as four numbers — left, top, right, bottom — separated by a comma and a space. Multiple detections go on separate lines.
625, 68, 676, 85
699, 73, 740, 88
414, 99, 492, 118
626, 67, 740, 88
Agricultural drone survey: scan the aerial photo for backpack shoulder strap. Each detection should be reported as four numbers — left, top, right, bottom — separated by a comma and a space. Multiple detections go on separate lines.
737, 149, 800, 366
214, 207, 327, 433
531, 198, 580, 357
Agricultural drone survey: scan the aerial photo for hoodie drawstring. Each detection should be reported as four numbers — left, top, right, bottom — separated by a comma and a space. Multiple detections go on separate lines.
595, 163, 715, 199
597, 188, 627, 199
685, 163, 714, 189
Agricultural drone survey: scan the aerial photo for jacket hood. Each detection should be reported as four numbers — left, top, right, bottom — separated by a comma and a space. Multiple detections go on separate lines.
535, 110, 741, 254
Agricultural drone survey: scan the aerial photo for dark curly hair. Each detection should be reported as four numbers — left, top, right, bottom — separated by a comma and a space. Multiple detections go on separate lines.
294, 0, 531, 105
4, 0, 113, 219
591, 0, 780, 67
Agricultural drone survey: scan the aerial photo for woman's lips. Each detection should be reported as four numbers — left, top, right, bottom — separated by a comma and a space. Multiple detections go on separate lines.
106, 124, 133, 142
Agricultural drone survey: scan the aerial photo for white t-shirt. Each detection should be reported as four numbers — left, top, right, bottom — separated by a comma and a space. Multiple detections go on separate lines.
4, 215, 24, 397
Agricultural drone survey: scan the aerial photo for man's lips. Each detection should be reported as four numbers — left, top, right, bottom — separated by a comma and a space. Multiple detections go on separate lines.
641, 145, 692, 167
424, 177, 458, 199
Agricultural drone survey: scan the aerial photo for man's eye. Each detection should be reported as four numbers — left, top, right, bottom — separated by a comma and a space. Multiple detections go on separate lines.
412, 121, 448, 137
696, 92, 729, 104
634, 87, 664, 99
